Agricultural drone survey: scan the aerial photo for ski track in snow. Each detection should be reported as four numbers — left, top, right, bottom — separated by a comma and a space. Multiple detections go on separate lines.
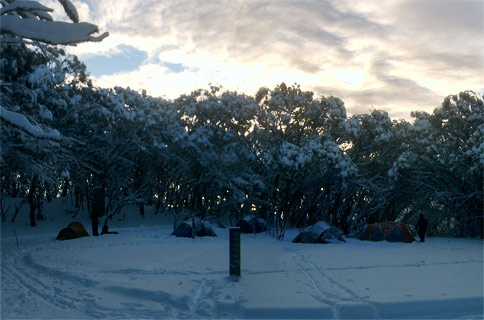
293, 252, 381, 318
2, 237, 198, 319
188, 278, 218, 317
4, 243, 105, 318
3, 240, 95, 318
2, 226, 483, 319
1, 230, 237, 319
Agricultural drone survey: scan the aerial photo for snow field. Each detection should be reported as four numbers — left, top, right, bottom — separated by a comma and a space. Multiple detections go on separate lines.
1, 202, 483, 319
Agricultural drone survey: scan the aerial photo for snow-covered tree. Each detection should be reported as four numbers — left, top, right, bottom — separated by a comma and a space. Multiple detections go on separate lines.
61, 86, 174, 235
342, 110, 405, 227
1, 0, 108, 227
389, 92, 483, 237
251, 83, 356, 239
0, 41, 88, 225
166, 87, 259, 223
105, 87, 176, 219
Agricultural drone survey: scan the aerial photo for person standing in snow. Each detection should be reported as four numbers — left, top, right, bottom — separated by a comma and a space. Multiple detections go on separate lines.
416, 214, 429, 243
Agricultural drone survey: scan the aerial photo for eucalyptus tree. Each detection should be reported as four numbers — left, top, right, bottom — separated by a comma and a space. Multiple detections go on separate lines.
0, 0, 108, 226
251, 83, 356, 238
63, 86, 175, 235
389, 91, 483, 237
108, 87, 176, 218
339, 108, 409, 230
431, 92, 483, 236
0, 38, 93, 225
168, 87, 259, 222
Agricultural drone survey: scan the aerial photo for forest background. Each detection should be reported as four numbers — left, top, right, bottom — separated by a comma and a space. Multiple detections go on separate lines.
1, 0, 483, 239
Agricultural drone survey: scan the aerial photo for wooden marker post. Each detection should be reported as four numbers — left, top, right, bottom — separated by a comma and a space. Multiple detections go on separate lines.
229, 227, 241, 277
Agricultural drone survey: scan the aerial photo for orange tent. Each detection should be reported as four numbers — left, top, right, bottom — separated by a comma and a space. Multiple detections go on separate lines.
358, 221, 415, 243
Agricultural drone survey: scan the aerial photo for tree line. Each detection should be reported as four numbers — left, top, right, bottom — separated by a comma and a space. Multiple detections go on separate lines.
1, 2, 482, 238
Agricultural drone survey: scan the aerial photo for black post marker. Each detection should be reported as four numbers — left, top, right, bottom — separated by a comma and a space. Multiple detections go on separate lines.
229, 227, 241, 278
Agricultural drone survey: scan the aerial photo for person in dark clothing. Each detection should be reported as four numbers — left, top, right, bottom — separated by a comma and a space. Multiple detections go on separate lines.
416, 214, 428, 242
101, 222, 118, 235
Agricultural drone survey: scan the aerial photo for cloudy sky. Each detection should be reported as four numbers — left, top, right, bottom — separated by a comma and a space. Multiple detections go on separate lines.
49, 0, 483, 120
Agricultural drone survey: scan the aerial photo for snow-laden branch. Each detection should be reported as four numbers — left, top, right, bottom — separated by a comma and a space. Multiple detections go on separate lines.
33, 10, 53, 21
0, 0, 52, 15
1, 15, 109, 45
0, 106, 61, 140
58, 0, 78, 23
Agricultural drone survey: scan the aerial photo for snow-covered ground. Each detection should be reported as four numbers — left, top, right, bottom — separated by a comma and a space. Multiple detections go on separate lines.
1, 199, 483, 319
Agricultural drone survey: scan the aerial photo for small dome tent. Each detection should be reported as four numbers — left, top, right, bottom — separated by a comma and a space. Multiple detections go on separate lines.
204, 216, 226, 228
172, 218, 217, 238
56, 221, 90, 240
358, 221, 415, 243
236, 216, 268, 234
293, 221, 346, 244
67, 222, 90, 237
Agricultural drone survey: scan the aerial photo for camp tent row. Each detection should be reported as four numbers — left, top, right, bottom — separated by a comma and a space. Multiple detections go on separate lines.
358, 221, 415, 243
236, 215, 268, 234
171, 215, 269, 238
56, 218, 415, 244
172, 218, 217, 237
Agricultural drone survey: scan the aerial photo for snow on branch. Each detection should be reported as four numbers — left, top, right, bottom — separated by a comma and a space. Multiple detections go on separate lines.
32, 9, 53, 21
58, 0, 78, 23
0, 106, 61, 140
0, 0, 52, 15
0, 15, 109, 45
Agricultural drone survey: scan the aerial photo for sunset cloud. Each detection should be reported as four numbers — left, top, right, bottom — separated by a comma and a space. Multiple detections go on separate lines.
59, 0, 483, 120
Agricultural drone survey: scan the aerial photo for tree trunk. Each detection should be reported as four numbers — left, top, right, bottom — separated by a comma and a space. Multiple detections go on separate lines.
91, 181, 106, 236
36, 193, 44, 221
11, 178, 19, 198
75, 185, 80, 208
1, 197, 5, 223
91, 212, 99, 236
193, 184, 205, 219
28, 175, 37, 227
191, 212, 196, 238
138, 202, 145, 218
62, 178, 69, 197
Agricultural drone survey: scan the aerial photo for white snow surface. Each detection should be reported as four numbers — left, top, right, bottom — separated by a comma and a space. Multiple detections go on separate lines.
1, 199, 483, 319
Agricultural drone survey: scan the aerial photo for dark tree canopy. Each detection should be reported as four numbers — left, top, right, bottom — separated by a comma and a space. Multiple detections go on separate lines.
1, 1, 482, 238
